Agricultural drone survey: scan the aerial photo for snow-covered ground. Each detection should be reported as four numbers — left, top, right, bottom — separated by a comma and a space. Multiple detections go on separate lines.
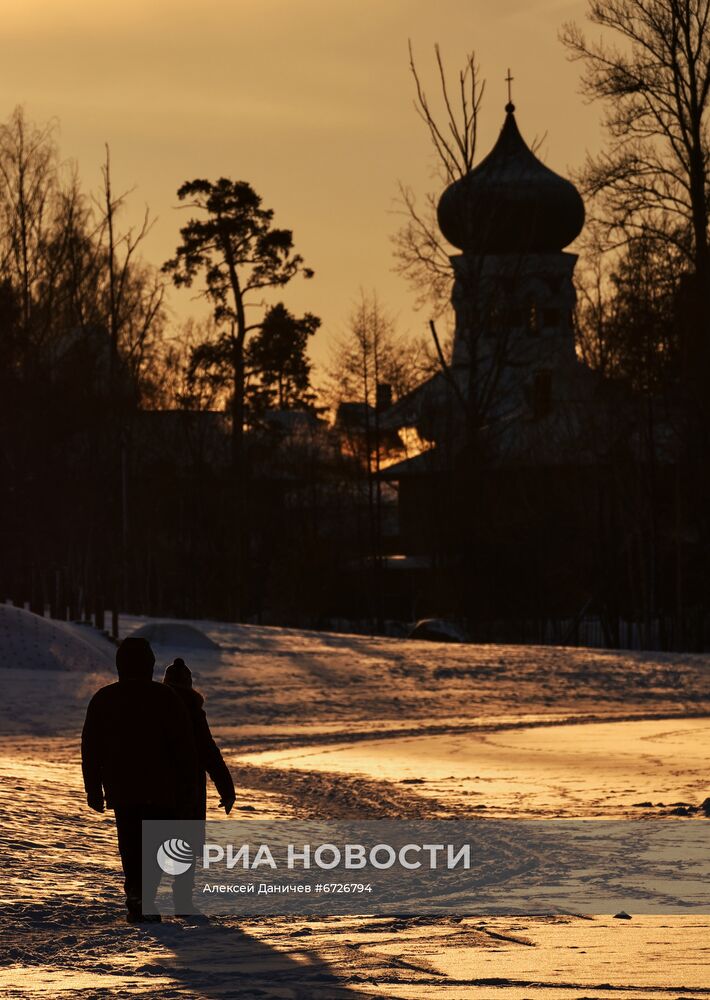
2, 606, 710, 998
241, 717, 710, 818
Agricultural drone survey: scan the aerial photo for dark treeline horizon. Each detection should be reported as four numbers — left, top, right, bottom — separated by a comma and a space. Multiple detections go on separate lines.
0, 105, 431, 632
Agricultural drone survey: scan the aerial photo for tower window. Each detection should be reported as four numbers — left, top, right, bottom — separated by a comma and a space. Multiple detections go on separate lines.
485, 303, 524, 332
526, 301, 540, 336
542, 308, 560, 328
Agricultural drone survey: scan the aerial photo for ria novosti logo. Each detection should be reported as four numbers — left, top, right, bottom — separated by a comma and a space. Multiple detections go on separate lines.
157, 839, 193, 875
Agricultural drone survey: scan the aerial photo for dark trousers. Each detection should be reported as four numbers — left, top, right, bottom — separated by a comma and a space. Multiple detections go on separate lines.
114, 806, 203, 914
114, 804, 173, 914
172, 821, 205, 913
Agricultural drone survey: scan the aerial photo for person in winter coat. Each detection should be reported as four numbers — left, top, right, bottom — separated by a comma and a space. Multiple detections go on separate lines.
163, 657, 235, 818
81, 637, 198, 922
163, 657, 235, 913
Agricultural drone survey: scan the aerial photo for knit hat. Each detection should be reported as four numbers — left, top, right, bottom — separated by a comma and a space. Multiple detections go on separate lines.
163, 657, 192, 688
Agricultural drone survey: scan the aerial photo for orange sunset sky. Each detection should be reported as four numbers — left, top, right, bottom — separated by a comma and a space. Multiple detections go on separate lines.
0, 0, 603, 367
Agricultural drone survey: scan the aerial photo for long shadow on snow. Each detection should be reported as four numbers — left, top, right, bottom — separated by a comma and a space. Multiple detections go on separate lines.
146, 918, 378, 999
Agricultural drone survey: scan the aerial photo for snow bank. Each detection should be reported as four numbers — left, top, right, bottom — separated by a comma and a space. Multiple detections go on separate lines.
0, 604, 114, 673
129, 622, 218, 650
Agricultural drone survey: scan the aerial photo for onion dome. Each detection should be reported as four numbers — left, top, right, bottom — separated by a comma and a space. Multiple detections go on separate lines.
437, 103, 585, 254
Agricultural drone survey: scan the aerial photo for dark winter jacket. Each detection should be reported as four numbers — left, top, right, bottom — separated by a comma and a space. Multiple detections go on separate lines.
81, 676, 198, 812
165, 685, 235, 820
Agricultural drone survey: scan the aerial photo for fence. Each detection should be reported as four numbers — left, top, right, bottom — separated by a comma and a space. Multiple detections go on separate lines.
4, 597, 120, 640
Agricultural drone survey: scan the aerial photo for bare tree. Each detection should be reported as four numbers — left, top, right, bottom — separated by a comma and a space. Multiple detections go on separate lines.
561, 1, 710, 282
322, 291, 430, 624
409, 41, 483, 184
323, 290, 430, 514
563, 1, 710, 646
0, 107, 63, 365
99, 147, 165, 396
0, 106, 171, 628
323, 290, 429, 424
392, 43, 485, 318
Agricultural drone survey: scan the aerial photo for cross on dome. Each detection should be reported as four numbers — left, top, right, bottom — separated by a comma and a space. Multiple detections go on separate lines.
505, 68, 515, 112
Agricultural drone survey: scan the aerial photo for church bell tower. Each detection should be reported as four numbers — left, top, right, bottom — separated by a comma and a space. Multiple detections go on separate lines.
436, 93, 585, 422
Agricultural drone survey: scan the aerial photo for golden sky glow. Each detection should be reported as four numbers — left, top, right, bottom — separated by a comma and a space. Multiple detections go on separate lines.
0, 0, 601, 364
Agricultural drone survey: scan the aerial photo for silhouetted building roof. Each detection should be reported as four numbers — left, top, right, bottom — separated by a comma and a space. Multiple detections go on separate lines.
437, 104, 585, 254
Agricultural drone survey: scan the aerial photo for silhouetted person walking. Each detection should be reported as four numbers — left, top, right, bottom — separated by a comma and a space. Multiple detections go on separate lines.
81, 637, 198, 922
163, 657, 235, 913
